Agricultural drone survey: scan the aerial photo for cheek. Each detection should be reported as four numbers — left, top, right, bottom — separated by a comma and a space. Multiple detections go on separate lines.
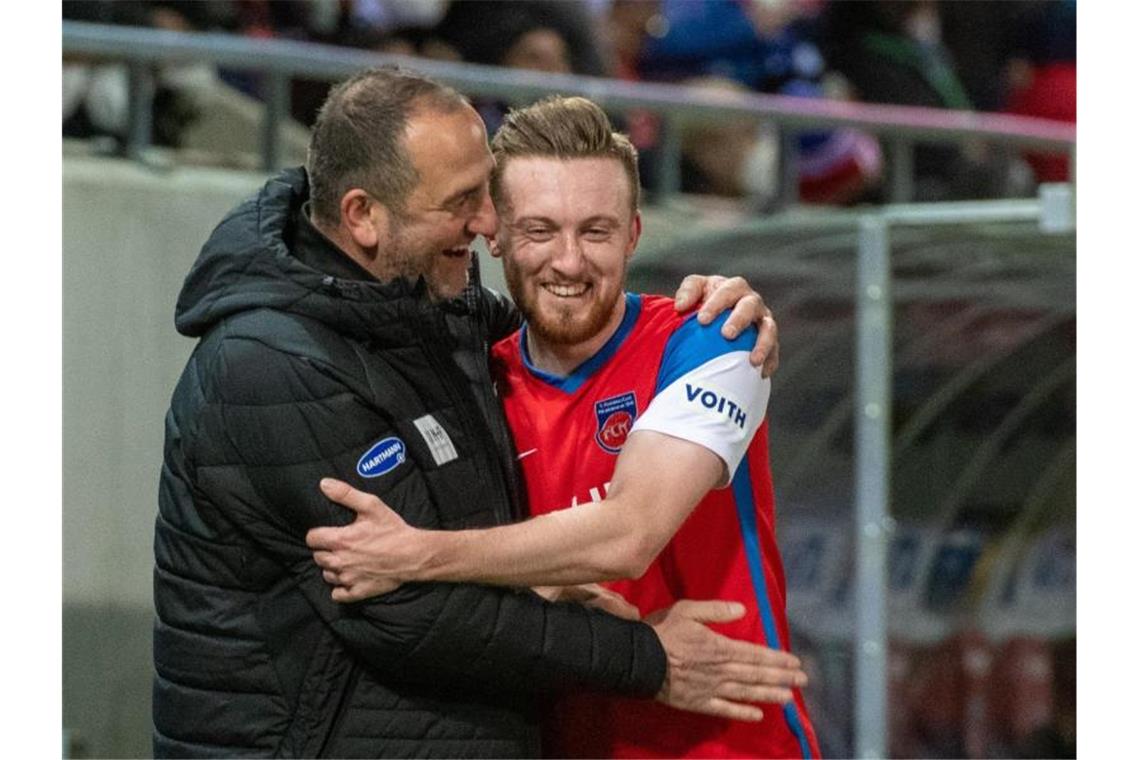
582, 244, 628, 274
507, 243, 550, 277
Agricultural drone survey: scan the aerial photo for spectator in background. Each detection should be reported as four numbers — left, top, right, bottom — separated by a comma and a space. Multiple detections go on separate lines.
1003, 0, 1076, 183
937, 0, 1041, 114
581, 0, 668, 192
634, 0, 881, 206
432, 0, 606, 77
62, 1, 229, 148
819, 0, 1031, 201
425, 1, 605, 136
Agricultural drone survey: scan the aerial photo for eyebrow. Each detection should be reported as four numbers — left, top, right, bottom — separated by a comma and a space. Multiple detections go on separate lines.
580, 215, 621, 227
513, 215, 555, 226
512, 215, 621, 227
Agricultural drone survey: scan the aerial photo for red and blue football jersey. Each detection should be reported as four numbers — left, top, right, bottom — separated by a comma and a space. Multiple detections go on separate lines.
491, 293, 819, 759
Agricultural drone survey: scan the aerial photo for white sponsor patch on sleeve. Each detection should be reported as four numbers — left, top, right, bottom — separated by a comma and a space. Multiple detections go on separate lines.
413, 414, 459, 466
631, 351, 769, 484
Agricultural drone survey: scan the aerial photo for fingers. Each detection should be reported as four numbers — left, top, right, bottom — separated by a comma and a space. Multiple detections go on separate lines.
331, 579, 395, 603
673, 274, 709, 312
322, 571, 388, 603
715, 680, 795, 705
331, 584, 370, 603
697, 698, 764, 722
312, 549, 338, 572
715, 636, 804, 671
696, 276, 747, 325
319, 477, 379, 514
306, 526, 342, 551
591, 594, 642, 621
749, 314, 779, 377
762, 342, 780, 379
719, 660, 807, 691
673, 599, 747, 624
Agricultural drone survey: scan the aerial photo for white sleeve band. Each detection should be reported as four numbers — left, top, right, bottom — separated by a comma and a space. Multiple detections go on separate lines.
630, 350, 770, 485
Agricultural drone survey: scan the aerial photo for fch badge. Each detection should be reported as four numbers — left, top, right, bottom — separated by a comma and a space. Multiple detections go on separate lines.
594, 391, 637, 454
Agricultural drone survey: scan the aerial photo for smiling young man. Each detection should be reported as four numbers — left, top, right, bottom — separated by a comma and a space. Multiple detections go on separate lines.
309, 96, 820, 758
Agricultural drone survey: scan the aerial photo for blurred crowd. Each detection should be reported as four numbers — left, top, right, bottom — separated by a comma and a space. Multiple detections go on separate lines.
63, 0, 1076, 205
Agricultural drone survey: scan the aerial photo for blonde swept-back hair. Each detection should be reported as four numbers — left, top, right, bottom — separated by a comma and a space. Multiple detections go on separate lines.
490, 96, 640, 217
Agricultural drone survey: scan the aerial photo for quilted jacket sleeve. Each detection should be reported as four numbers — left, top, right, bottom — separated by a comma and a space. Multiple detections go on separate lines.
184, 327, 666, 700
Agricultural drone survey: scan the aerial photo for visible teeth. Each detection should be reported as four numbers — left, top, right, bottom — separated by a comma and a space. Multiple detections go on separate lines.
544, 283, 588, 297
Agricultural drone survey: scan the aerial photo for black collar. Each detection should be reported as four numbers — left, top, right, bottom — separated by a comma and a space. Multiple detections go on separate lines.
292, 202, 378, 283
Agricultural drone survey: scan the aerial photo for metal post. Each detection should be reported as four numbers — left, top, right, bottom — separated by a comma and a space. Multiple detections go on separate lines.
1038, 183, 1075, 234
853, 215, 892, 759
888, 138, 914, 203
261, 72, 291, 173
656, 115, 682, 203
126, 61, 155, 160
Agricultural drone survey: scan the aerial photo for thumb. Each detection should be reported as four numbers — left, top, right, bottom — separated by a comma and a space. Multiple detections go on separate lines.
319, 478, 376, 515
677, 599, 747, 624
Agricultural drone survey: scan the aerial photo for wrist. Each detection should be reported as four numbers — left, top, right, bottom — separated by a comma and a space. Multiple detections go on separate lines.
411, 527, 454, 582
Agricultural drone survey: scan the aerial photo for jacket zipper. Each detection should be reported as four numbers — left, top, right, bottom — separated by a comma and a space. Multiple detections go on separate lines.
419, 306, 514, 527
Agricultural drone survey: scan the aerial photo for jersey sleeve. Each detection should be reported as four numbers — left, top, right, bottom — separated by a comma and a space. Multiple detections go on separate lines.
630, 311, 770, 485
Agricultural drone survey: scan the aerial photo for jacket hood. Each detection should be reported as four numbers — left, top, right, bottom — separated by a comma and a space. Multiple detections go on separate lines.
174, 167, 430, 340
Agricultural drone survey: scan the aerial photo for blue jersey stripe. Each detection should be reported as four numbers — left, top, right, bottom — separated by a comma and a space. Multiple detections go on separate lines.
654, 311, 759, 394
520, 293, 642, 393
731, 463, 814, 760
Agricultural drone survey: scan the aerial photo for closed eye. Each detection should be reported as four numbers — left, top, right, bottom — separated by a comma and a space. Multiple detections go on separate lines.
526, 227, 555, 241
455, 191, 479, 210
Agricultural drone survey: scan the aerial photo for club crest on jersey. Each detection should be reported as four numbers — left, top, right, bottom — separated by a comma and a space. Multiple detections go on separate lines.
594, 392, 637, 454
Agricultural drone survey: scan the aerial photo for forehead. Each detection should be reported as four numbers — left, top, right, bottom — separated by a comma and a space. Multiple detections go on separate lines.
403, 105, 493, 199
500, 156, 633, 218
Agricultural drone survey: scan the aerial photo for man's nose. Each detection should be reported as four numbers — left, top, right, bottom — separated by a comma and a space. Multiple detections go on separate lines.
550, 233, 586, 278
466, 191, 498, 238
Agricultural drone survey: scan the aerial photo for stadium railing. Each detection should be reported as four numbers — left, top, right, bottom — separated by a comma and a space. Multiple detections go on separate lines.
628, 192, 1074, 757
62, 20, 1075, 207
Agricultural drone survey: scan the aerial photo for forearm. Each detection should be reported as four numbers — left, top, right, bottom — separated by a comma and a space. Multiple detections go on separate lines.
310, 435, 723, 595
309, 575, 666, 698
413, 496, 662, 587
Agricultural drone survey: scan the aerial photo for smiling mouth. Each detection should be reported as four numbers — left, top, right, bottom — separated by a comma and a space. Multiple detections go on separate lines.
542, 283, 590, 298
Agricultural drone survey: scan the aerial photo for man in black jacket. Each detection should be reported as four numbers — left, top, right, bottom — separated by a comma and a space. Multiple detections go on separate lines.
154, 66, 794, 758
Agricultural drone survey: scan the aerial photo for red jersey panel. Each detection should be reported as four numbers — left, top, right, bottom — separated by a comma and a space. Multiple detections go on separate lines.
491, 294, 819, 758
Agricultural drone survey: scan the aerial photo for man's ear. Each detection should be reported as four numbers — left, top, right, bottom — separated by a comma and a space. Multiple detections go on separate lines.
625, 210, 643, 261
486, 213, 505, 258
340, 189, 390, 250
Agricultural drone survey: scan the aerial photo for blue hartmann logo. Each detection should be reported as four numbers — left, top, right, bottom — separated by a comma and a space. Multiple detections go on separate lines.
356, 436, 406, 478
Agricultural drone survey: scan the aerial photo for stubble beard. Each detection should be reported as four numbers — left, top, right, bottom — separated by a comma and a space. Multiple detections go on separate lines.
384, 215, 468, 301
502, 243, 626, 348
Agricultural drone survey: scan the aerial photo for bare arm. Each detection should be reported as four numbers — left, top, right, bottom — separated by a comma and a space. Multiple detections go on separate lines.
308, 430, 723, 597
427, 430, 722, 584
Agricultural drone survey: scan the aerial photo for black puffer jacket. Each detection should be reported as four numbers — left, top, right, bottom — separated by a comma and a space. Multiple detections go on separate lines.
153, 168, 666, 758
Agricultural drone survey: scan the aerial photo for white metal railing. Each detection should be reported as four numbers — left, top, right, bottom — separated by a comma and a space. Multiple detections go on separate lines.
63, 21, 1076, 207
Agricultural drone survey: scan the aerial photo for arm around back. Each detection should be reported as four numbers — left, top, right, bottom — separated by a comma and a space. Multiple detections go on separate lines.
183, 323, 666, 700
